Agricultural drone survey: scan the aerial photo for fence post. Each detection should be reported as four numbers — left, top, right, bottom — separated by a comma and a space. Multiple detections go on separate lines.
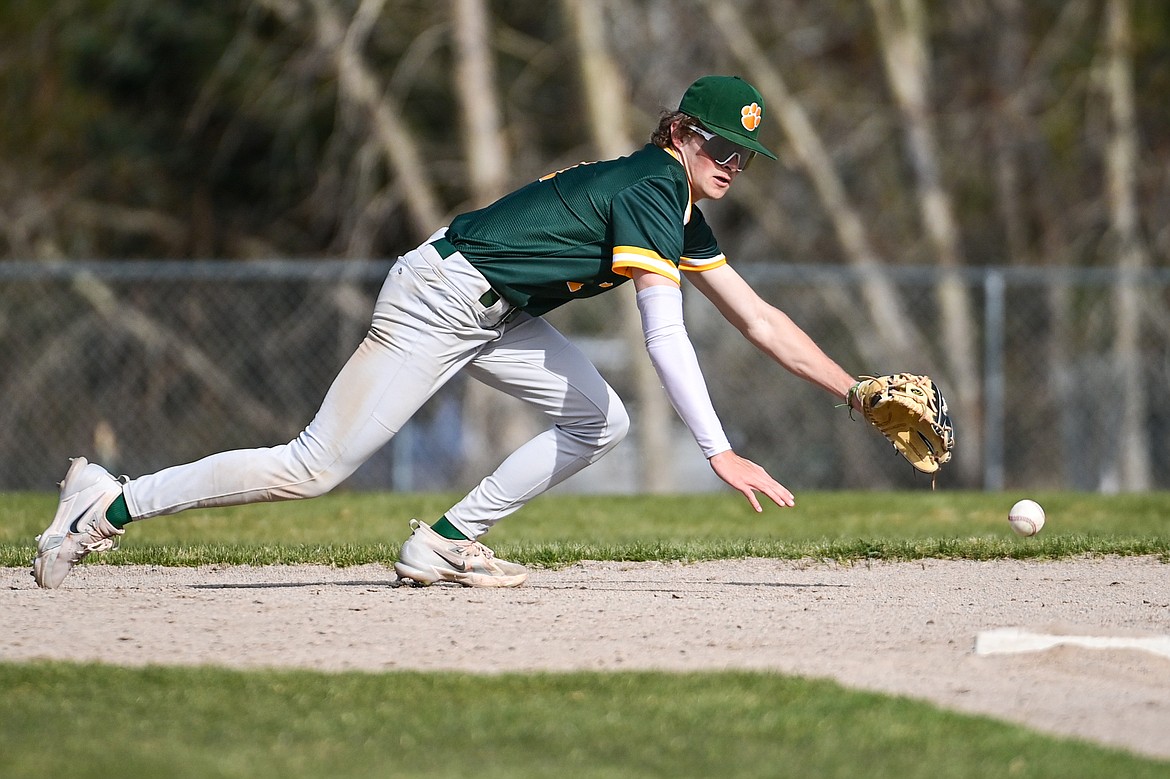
982, 269, 1006, 490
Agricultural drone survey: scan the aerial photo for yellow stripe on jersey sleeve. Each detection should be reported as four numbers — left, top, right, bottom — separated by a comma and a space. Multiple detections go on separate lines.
612, 245, 681, 283
680, 253, 727, 273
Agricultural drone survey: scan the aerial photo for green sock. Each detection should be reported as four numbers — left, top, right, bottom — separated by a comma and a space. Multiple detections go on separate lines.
431, 516, 469, 541
105, 493, 132, 529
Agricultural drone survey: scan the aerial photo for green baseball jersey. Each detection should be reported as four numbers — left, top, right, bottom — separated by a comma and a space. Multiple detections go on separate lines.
445, 144, 726, 316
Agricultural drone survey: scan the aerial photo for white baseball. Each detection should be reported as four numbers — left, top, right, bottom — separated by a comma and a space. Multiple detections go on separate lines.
1008, 499, 1045, 537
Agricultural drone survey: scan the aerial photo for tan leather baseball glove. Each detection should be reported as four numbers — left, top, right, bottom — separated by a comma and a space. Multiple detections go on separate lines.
849, 373, 955, 482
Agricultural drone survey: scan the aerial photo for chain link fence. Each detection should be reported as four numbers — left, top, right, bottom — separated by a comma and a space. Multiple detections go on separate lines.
2, 260, 1167, 493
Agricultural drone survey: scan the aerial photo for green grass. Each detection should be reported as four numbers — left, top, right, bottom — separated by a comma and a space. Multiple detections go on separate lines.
4, 489, 1169, 777
2, 663, 1166, 779
2, 490, 1169, 568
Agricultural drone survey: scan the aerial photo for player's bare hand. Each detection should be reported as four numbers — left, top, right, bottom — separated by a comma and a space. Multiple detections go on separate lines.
708, 450, 795, 512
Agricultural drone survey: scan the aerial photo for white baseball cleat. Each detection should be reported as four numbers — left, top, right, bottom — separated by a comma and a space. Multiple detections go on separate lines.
33, 457, 126, 589
394, 519, 528, 588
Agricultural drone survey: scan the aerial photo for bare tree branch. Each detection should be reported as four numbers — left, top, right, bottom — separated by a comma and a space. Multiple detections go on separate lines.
259, 0, 445, 238
702, 0, 927, 371
70, 201, 189, 252
71, 273, 288, 434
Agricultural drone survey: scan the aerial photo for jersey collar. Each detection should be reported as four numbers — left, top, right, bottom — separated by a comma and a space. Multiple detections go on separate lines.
662, 147, 694, 225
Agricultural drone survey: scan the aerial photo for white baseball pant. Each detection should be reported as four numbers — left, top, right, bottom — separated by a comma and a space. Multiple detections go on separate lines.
122, 230, 630, 539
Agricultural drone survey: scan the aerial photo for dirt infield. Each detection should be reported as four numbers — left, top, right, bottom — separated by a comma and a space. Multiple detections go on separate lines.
4, 557, 1169, 760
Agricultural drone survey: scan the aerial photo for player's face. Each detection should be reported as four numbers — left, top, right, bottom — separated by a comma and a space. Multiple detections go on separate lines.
676, 126, 743, 202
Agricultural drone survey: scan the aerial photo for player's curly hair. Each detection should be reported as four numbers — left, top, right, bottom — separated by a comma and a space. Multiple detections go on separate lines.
650, 110, 701, 149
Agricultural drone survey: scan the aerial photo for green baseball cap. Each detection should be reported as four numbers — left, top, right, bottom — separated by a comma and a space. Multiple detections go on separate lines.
678, 75, 777, 160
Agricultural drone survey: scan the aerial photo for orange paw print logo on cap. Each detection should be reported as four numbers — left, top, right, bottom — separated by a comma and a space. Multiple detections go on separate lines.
741, 103, 762, 132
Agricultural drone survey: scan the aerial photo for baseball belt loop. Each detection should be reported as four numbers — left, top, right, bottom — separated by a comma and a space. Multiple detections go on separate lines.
430, 236, 458, 260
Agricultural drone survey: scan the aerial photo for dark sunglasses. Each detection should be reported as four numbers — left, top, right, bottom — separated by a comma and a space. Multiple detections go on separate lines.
688, 124, 756, 172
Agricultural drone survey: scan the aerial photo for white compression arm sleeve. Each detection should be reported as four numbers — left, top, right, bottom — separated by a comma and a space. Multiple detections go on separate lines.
636, 285, 732, 458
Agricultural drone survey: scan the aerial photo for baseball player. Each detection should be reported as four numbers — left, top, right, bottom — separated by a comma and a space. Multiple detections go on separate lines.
34, 75, 863, 589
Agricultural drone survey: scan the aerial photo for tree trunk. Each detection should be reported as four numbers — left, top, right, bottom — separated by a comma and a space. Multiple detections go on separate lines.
869, 0, 982, 483
563, 0, 675, 492
450, 0, 541, 484
989, 0, 1029, 266
1101, 0, 1151, 490
452, 0, 508, 204
1010, 1, 1093, 488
